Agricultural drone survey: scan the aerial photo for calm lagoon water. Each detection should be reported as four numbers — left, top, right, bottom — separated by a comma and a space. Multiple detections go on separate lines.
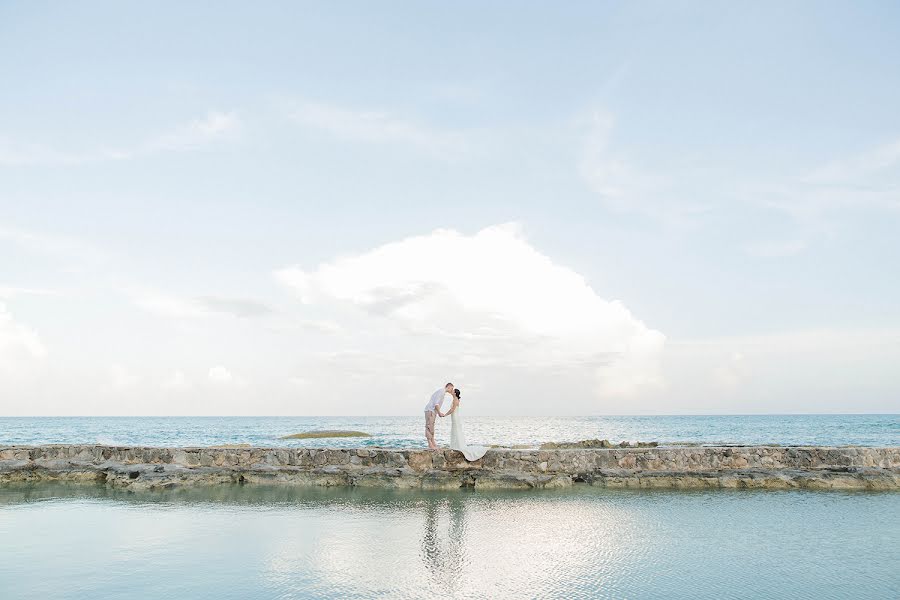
2, 414, 898, 448
0, 484, 898, 599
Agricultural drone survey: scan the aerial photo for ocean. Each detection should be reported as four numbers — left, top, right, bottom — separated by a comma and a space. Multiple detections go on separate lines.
1, 414, 897, 448
2, 415, 899, 598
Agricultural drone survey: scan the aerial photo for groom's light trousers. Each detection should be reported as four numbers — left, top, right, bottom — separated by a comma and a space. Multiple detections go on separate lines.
424, 410, 437, 446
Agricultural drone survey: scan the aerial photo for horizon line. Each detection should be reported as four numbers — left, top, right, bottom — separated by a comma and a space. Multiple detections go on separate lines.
2, 413, 897, 418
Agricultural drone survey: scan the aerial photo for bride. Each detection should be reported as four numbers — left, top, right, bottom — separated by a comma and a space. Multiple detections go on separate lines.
441, 388, 487, 461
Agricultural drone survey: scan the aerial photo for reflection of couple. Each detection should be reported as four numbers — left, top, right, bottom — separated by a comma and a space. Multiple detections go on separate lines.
423, 383, 488, 461
421, 496, 466, 592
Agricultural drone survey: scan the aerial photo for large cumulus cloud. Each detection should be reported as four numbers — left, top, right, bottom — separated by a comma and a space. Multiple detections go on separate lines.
276, 224, 664, 412
0, 302, 46, 376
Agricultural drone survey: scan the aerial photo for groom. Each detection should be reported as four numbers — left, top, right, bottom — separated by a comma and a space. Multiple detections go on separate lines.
424, 382, 454, 450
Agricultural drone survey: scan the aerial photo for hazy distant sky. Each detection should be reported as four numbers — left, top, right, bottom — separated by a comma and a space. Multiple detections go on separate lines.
2, 1, 899, 416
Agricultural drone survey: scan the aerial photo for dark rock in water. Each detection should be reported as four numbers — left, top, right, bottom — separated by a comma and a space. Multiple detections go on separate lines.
280, 430, 371, 440
540, 439, 612, 450
540, 439, 659, 450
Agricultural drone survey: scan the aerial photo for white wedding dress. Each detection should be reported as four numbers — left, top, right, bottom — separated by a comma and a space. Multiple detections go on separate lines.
450, 403, 488, 461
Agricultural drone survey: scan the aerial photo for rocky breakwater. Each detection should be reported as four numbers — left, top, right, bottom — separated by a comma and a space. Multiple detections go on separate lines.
1, 445, 898, 491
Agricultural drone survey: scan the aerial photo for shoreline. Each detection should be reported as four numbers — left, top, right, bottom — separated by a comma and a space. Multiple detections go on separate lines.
2, 444, 899, 491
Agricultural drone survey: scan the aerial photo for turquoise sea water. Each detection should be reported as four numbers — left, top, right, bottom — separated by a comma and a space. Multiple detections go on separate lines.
1, 414, 898, 448
0, 484, 898, 599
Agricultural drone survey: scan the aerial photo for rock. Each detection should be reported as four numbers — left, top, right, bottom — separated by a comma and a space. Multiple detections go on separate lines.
280, 431, 371, 439
541, 475, 574, 488
539, 439, 654, 450
618, 455, 637, 469
431, 452, 446, 470
2, 444, 897, 491
488, 444, 534, 449
540, 439, 612, 450
406, 451, 432, 472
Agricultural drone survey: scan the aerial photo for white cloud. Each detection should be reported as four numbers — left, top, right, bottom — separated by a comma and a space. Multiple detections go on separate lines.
0, 286, 63, 299
161, 370, 191, 391
194, 296, 273, 318
805, 138, 900, 185
0, 136, 95, 167
289, 101, 467, 156
0, 225, 106, 266
0, 303, 47, 371
265, 318, 344, 335
109, 364, 141, 388
276, 223, 665, 408
647, 328, 900, 414
578, 110, 900, 245
144, 110, 241, 153
743, 239, 808, 258
711, 351, 749, 391
131, 289, 273, 319
288, 376, 310, 387
746, 137, 900, 233
579, 111, 647, 210
133, 290, 210, 319
208, 365, 234, 384
0, 110, 240, 166
578, 110, 708, 225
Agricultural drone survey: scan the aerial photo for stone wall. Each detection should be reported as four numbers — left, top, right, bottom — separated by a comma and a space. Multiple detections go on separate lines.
2, 445, 898, 490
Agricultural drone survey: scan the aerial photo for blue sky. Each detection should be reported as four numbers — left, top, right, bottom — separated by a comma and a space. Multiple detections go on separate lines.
1, 1, 898, 415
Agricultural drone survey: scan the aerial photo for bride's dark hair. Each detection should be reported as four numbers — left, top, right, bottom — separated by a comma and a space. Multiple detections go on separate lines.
454, 389, 461, 399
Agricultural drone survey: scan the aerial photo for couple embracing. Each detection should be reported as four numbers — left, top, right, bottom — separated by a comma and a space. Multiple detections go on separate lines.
423, 383, 488, 461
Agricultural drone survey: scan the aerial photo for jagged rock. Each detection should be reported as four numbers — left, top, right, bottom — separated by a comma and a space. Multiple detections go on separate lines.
1, 444, 897, 491
407, 451, 432, 472
541, 439, 607, 449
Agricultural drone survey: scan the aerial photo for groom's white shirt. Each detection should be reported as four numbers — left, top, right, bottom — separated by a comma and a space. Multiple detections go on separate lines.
424, 388, 448, 413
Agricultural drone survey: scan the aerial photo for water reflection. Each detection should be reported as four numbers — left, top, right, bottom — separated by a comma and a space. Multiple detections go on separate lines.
420, 495, 468, 594
1, 483, 898, 599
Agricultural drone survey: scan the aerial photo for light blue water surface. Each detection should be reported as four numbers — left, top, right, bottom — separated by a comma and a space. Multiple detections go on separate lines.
0, 484, 897, 599
1, 414, 898, 448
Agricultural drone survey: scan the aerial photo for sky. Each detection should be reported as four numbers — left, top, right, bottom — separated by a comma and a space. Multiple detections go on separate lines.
1, 1, 899, 416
